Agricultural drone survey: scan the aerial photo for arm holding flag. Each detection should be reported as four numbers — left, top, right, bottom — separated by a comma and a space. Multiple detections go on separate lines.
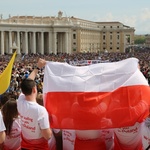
27, 58, 52, 140
17, 58, 53, 149
28, 58, 46, 80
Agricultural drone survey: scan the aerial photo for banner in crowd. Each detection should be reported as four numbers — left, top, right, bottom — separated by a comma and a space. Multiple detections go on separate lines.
43, 58, 150, 129
0, 51, 16, 95
68, 59, 109, 66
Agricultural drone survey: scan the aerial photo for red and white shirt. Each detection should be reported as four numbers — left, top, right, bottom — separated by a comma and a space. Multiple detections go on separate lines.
17, 94, 50, 149
3, 117, 21, 150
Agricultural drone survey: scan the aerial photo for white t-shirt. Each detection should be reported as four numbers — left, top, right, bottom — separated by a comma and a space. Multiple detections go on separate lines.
75, 129, 113, 149
141, 118, 150, 149
63, 129, 76, 150
3, 117, 21, 149
114, 122, 142, 148
48, 132, 56, 150
17, 94, 50, 139
101, 129, 114, 150
0, 111, 5, 132
62, 129, 113, 150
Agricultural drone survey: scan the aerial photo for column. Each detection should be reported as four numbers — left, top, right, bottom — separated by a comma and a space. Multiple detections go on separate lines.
9, 31, 12, 54
62, 33, 65, 53
68, 31, 72, 54
5, 32, 9, 54
65, 32, 69, 53
24, 32, 28, 54
17, 31, 20, 54
28, 32, 31, 53
32, 32, 36, 54
36, 32, 40, 53
1, 31, 4, 55
57, 33, 63, 53
58, 34, 61, 52
60, 34, 63, 53
40, 32, 44, 54
48, 32, 52, 53
52, 32, 57, 54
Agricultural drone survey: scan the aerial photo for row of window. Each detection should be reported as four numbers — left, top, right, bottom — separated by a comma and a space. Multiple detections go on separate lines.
73, 33, 121, 40
103, 26, 120, 28
103, 35, 120, 40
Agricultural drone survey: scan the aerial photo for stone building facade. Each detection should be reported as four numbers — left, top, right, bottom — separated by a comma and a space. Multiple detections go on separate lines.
0, 11, 135, 55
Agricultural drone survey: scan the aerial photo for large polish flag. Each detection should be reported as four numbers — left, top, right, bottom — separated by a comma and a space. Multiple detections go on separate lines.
43, 58, 150, 130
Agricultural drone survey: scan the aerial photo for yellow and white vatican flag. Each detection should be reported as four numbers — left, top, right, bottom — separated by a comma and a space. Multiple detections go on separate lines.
0, 51, 16, 95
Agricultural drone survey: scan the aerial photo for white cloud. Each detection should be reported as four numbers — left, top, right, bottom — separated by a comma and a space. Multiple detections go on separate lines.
134, 8, 150, 34
140, 8, 150, 21
91, 13, 115, 22
91, 10, 150, 34
91, 13, 137, 28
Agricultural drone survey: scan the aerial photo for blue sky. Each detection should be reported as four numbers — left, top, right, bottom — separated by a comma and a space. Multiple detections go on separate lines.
0, 0, 150, 35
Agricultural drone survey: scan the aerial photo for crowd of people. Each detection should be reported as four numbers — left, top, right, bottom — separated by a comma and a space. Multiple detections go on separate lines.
0, 50, 150, 97
0, 49, 150, 150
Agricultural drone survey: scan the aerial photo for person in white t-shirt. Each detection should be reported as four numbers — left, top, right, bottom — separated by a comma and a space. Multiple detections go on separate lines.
1, 98, 21, 150
114, 122, 142, 150
0, 111, 6, 144
62, 129, 75, 150
113, 100, 149, 150
17, 58, 52, 150
37, 93, 57, 150
141, 114, 150, 150
74, 130, 106, 150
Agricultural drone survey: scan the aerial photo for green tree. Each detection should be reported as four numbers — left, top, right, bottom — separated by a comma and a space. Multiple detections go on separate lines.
134, 35, 146, 44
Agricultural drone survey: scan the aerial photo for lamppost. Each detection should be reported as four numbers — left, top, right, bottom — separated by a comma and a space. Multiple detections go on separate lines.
11, 41, 18, 53
130, 40, 134, 53
10, 41, 20, 60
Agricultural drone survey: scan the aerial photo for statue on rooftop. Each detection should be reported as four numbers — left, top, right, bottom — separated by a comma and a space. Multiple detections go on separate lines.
58, 11, 63, 19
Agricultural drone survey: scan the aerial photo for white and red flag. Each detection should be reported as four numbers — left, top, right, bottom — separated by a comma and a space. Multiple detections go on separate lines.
43, 58, 150, 130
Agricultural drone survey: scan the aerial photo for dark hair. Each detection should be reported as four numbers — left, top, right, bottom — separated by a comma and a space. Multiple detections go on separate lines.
0, 93, 11, 108
20, 78, 36, 95
1, 98, 18, 135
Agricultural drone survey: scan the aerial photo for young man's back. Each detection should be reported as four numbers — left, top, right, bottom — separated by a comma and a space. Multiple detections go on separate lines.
17, 94, 50, 149
17, 58, 52, 149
